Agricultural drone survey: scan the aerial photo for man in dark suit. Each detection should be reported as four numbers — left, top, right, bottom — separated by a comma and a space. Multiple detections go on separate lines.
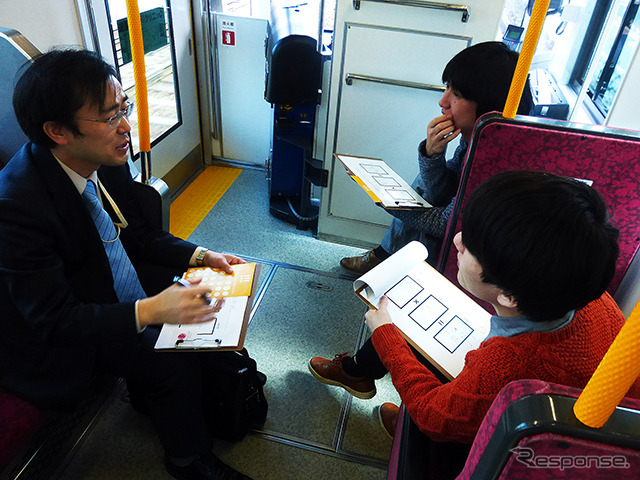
0, 48, 252, 480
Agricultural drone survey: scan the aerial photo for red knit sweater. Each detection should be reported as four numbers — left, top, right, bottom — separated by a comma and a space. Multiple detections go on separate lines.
371, 292, 640, 444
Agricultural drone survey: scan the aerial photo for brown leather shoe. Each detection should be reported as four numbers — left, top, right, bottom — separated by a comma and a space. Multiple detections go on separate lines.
377, 402, 400, 438
340, 250, 383, 274
308, 353, 376, 399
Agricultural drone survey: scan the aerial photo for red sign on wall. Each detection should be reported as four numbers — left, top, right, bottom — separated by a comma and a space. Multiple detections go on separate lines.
222, 30, 235, 46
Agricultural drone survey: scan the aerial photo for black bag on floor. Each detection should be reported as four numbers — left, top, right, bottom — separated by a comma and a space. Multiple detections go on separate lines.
201, 348, 268, 442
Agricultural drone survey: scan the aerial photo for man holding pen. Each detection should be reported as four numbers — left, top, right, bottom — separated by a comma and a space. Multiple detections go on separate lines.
0, 48, 252, 480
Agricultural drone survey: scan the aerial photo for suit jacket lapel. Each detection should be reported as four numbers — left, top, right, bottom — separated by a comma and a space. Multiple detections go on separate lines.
31, 144, 109, 263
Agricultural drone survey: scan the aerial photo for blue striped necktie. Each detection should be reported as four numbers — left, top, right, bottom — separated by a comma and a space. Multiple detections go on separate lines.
82, 180, 146, 302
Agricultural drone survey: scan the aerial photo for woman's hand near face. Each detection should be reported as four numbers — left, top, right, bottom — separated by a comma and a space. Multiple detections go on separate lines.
425, 114, 461, 157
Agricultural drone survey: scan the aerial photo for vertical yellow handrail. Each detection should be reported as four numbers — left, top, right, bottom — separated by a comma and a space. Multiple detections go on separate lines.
125, 0, 152, 182
502, 0, 551, 118
574, 299, 640, 428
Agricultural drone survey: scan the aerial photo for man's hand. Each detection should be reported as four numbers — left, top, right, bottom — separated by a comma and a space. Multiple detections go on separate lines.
425, 114, 461, 157
137, 278, 224, 328
203, 251, 246, 274
364, 295, 393, 333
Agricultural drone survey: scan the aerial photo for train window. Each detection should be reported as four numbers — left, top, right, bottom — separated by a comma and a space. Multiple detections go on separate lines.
499, 0, 640, 125
575, 0, 639, 120
103, 0, 182, 156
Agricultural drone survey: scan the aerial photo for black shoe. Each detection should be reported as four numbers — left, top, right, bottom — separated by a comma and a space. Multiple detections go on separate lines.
165, 452, 253, 480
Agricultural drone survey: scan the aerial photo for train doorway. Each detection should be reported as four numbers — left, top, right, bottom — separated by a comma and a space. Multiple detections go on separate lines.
78, 0, 202, 186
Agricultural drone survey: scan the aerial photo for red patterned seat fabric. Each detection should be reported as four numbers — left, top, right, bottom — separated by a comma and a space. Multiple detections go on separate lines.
438, 115, 640, 300
498, 434, 640, 479
456, 379, 640, 480
0, 388, 48, 470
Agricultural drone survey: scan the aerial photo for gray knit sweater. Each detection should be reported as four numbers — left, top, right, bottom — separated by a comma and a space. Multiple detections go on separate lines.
386, 139, 468, 239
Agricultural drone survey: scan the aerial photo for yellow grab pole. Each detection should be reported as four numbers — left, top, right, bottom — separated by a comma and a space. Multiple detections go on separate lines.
503, 0, 551, 118
574, 299, 640, 428
125, 0, 151, 181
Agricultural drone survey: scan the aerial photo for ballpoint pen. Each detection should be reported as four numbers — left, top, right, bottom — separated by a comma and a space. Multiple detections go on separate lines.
173, 276, 215, 305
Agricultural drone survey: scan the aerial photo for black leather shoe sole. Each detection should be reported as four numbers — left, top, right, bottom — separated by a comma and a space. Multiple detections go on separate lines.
165, 452, 253, 480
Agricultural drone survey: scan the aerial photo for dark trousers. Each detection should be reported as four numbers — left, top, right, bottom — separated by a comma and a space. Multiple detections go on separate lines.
351, 338, 468, 479
97, 326, 212, 459
344, 337, 450, 384
343, 337, 389, 379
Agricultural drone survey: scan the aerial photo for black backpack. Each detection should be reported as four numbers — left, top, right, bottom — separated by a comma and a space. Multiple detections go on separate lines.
201, 348, 268, 442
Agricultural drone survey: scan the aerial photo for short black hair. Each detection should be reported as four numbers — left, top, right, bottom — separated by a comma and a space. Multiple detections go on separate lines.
13, 48, 117, 148
443, 41, 533, 118
461, 170, 619, 322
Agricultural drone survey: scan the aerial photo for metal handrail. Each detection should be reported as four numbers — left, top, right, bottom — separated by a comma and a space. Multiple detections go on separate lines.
345, 73, 446, 92
352, 0, 469, 22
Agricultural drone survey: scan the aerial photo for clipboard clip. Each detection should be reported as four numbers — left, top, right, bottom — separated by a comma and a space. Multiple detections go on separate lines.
175, 337, 223, 348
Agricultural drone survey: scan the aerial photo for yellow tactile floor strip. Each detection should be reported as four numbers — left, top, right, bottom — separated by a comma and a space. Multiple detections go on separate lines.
169, 165, 243, 239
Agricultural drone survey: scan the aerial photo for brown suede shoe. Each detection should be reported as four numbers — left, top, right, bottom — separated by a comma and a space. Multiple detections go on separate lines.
340, 250, 382, 274
308, 353, 376, 399
377, 402, 400, 438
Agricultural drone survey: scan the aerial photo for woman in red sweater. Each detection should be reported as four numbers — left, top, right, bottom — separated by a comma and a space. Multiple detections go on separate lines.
312, 170, 640, 444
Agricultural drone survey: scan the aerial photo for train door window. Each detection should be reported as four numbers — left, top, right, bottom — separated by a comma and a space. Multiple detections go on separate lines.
216, 0, 268, 17
219, 0, 253, 16
498, 0, 640, 125
216, 0, 333, 50
102, 0, 181, 155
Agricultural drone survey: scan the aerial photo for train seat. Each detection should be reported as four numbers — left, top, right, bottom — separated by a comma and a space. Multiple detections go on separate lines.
436, 113, 640, 299
0, 391, 47, 472
0, 28, 124, 480
0, 377, 119, 479
387, 379, 640, 480
388, 113, 640, 480
0, 26, 49, 479
0, 27, 33, 168
457, 379, 640, 479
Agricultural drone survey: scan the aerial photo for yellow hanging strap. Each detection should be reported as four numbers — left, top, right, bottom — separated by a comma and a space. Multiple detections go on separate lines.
574, 299, 640, 428
503, 0, 551, 118
125, 0, 151, 153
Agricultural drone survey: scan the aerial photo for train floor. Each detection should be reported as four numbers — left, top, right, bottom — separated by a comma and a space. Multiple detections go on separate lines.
57, 166, 401, 480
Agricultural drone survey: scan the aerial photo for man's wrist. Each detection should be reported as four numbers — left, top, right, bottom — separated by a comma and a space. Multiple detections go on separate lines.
136, 298, 152, 330
195, 247, 208, 266
134, 299, 146, 332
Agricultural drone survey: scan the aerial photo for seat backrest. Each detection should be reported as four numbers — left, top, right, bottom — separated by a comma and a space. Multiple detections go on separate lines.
0, 31, 170, 230
456, 379, 640, 480
0, 27, 39, 168
436, 113, 640, 299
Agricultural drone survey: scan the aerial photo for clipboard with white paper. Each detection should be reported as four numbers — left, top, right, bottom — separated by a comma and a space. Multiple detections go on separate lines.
336, 153, 431, 210
353, 242, 490, 379
154, 263, 261, 351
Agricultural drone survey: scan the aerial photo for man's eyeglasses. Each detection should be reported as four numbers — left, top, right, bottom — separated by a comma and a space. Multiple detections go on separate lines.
80, 102, 135, 129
